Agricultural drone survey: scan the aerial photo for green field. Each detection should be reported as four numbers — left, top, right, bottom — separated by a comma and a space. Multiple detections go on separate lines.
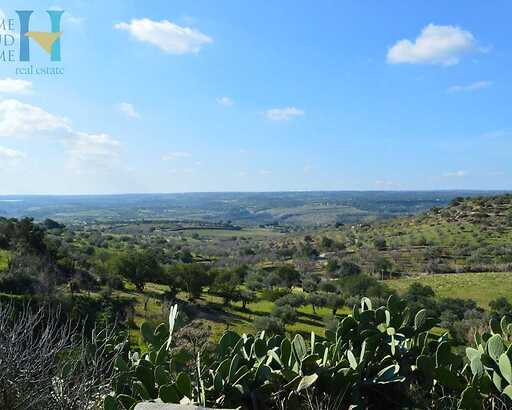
114, 282, 348, 343
0, 250, 10, 271
183, 227, 285, 239
388, 271, 512, 309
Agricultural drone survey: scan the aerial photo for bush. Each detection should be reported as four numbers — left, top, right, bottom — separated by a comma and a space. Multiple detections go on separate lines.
0, 271, 39, 294
373, 237, 387, 250
271, 304, 298, 324
261, 288, 290, 302
318, 280, 338, 293
337, 260, 361, 277
253, 316, 285, 335
0, 302, 124, 409
274, 293, 306, 308
107, 296, 512, 410
325, 259, 339, 273
337, 274, 391, 299
489, 297, 512, 318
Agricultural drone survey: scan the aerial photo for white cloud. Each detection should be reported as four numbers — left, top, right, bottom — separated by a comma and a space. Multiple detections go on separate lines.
0, 99, 70, 138
0, 145, 26, 159
387, 24, 477, 66
117, 102, 140, 118
162, 152, 191, 161
265, 106, 304, 121
66, 132, 120, 172
0, 98, 120, 172
259, 169, 272, 175
448, 81, 492, 93
217, 96, 234, 107
114, 18, 212, 54
0, 78, 32, 94
444, 170, 467, 177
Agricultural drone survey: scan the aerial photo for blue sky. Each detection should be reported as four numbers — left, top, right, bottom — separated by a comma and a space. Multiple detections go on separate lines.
0, 0, 510, 194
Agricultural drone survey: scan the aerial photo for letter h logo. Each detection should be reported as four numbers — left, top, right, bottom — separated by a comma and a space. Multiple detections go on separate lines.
16, 10, 64, 62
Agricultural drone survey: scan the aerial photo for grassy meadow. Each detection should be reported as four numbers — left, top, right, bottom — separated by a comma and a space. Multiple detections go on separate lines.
387, 271, 512, 309
0, 250, 10, 271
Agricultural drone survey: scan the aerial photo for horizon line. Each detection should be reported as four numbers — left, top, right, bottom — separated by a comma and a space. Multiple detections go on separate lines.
0, 188, 510, 197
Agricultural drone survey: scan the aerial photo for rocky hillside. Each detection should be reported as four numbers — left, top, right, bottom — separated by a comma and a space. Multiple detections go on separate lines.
304, 194, 512, 275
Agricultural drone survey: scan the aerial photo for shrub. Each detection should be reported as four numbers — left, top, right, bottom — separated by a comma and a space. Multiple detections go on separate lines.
489, 297, 512, 318
261, 287, 290, 302
337, 260, 361, 277
271, 304, 298, 324
0, 302, 124, 409
274, 293, 306, 308
373, 237, 387, 250
254, 316, 285, 335
337, 274, 391, 298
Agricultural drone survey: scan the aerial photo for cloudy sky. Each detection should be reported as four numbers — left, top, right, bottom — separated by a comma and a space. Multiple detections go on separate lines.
0, 1, 511, 194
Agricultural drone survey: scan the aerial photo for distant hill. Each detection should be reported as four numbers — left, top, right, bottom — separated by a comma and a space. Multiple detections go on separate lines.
338, 194, 512, 274
0, 190, 507, 226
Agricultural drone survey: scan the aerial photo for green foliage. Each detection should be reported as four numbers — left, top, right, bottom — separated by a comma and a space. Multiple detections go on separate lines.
253, 316, 285, 335
271, 304, 298, 324
275, 265, 301, 288
105, 296, 448, 409
337, 274, 391, 299
169, 263, 210, 300
210, 269, 241, 306
337, 260, 361, 277
490, 297, 512, 318
274, 293, 306, 308
115, 250, 163, 291
460, 317, 512, 408
106, 295, 512, 409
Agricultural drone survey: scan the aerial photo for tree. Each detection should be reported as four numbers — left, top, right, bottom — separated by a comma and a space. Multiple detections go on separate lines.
338, 261, 361, 277
337, 274, 390, 299
325, 293, 344, 316
245, 270, 266, 290
373, 237, 387, 251
254, 316, 284, 335
274, 293, 306, 308
300, 242, 319, 259
489, 297, 512, 318
115, 250, 162, 292
178, 250, 194, 263
233, 265, 249, 281
374, 256, 393, 280
271, 305, 297, 324
302, 276, 318, 293
43, 218, 65, 230
263, 271, 282, 289
318, 280, 338, 293
326, 259, 339, 273
307, 292, 327, 313
403, 283, 438, 316
210, 269, 240, 306
172, 263, 210, 300
277, 265, 301, 288
405, 283, 435, 299
320, 236, 335, 251
239, 290, 257, 310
